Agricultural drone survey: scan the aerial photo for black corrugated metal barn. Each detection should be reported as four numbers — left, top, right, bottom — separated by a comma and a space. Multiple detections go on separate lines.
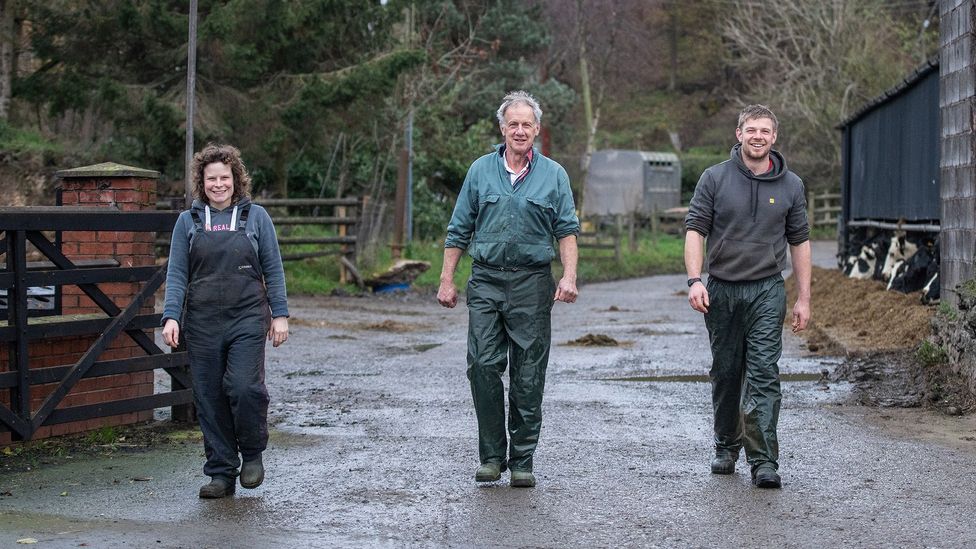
838, 58, 940, 252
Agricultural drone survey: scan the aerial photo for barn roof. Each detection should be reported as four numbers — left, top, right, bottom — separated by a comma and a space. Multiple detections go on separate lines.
837, 55, 939, 129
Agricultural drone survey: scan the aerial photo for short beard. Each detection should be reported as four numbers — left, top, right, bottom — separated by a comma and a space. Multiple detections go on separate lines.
742, 143, 768, 161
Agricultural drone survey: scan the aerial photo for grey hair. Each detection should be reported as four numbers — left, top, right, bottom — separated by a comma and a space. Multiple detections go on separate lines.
496, 90, 543, 128
737, 104, 778, 131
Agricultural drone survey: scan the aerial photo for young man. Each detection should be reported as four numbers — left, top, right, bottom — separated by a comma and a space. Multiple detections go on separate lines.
684, 104, 812, 489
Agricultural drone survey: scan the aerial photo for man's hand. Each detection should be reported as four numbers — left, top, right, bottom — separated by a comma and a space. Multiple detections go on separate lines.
789, 241, 812, 333
162, 318, 180, 348
438, 281, 458, 308
554, 277, 578, 303
791, 298, 810, 333
688, 281, 709, 314
268, 316, 289, 347
438, 247, 462, 308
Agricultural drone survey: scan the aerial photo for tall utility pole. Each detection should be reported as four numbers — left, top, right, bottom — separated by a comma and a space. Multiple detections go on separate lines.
577, 1, 594, 218
0, 0, 15, 120
184, 0, 198, 209
393, 3, 416, 254
405, 109, 413, 243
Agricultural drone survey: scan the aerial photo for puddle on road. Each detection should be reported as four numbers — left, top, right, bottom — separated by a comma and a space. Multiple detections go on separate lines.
284, 369, 380, 378
285, 369, 326, 379
412, 343, 442, 352
630, 328, 696, 336
385, 342, 444, 354
602, 373, 825, 383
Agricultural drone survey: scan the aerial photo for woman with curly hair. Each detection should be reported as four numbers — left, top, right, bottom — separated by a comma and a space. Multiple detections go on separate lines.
161, 143, 289, 498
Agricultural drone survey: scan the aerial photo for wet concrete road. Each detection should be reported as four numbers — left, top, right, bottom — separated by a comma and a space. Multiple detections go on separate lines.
3, 249, 976, 547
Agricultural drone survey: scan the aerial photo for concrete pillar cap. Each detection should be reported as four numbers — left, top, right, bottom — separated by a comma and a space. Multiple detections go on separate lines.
56, 162, 160, 179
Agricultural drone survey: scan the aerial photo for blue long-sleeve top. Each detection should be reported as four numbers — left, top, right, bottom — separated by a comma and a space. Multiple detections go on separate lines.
162, 198, 289, 324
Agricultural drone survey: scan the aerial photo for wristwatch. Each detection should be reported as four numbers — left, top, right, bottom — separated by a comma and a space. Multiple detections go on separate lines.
687, 277, 702, 287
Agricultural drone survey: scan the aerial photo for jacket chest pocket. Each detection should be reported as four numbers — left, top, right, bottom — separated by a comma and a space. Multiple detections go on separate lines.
523, 196, 556, 236
475, 194, 504, 231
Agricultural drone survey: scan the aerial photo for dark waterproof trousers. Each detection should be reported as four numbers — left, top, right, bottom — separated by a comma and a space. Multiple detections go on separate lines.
184, 209, 271, 481
704, 274, 786, 472
466, 264, 555, 472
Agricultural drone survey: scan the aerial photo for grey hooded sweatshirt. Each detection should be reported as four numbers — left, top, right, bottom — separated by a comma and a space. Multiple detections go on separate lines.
162, 197, 288, 325
685, 144, 809, 282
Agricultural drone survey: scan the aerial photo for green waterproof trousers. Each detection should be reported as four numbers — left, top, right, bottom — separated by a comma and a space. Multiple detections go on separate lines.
466, 264, 556, 472
703, 274, 786, 472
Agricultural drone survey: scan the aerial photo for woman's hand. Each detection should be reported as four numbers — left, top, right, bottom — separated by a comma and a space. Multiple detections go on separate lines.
268, 316, 289, 347
162, 318, 180, 348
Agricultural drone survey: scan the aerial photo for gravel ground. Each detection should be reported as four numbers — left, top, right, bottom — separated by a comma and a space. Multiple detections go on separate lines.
2, 242, 976, 547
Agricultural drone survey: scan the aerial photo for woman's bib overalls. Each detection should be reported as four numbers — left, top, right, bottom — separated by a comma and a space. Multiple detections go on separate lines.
185, 204, 271, 482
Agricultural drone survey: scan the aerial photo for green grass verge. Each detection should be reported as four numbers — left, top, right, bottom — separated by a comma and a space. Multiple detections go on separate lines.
284, 229, 686, 295
0, 120, 62, 154
809, 225, 837, 241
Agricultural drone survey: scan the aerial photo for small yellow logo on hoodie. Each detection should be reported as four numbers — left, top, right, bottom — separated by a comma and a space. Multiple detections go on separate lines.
769, 198, 775, 204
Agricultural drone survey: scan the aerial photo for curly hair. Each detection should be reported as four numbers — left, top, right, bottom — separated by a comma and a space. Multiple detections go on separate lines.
191, 143, 252, 205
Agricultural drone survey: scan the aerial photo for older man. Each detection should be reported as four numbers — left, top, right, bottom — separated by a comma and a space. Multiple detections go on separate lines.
437, 90, 580, 488
684, 104, 812, 489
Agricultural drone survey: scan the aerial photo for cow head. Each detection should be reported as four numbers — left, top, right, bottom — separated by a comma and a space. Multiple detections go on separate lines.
881, 231, 919, 282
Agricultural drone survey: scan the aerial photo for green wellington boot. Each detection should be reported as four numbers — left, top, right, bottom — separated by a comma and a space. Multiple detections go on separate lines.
752, 464, 782, 489
711, 449, 738, 475
510, 470, 536, 488
475, 462, 503, 482
240, 455, 265, 489
198, 477, 235, 499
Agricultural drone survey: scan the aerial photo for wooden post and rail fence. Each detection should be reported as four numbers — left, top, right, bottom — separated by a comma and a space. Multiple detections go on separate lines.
577, 191, 838, 263
156, 196, 367, 286
576, 208, 687, 262
808, 191, 841, 232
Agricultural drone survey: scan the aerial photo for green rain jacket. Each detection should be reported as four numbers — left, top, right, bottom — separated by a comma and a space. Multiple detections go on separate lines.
445, 145, 580, 269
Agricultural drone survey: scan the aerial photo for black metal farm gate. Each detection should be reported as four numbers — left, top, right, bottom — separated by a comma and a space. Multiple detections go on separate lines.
0, 207, 192, 441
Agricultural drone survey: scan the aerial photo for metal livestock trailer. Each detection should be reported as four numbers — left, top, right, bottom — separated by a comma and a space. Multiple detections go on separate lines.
583, 150, 681, 218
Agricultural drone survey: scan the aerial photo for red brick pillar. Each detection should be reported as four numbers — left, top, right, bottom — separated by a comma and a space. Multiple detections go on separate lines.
58, 162, 159, 313
25, 163, 161, 438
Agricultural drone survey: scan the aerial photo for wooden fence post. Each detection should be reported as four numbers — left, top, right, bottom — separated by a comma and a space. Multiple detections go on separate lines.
614, 215, 623, 263
337, 205, 348, 284
629, 213, 638, 253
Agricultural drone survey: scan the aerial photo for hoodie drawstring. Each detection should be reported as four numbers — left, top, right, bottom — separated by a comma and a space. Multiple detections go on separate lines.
751, 178, 758, 221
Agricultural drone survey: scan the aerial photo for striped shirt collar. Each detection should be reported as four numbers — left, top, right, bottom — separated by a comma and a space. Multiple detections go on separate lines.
500, 146, 534, 186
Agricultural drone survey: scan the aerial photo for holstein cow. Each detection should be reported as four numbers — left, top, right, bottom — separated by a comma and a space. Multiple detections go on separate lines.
886, 236, 940, 304
844, 233, 890, 279
880, 231, 918, 283
921, 242, 940, 304
922, 272, 939, 304
888, 245, 934, 293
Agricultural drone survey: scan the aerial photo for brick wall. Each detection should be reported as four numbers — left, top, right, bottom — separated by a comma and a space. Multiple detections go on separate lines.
1, 164, 161, 445
940, 0, 976, 306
